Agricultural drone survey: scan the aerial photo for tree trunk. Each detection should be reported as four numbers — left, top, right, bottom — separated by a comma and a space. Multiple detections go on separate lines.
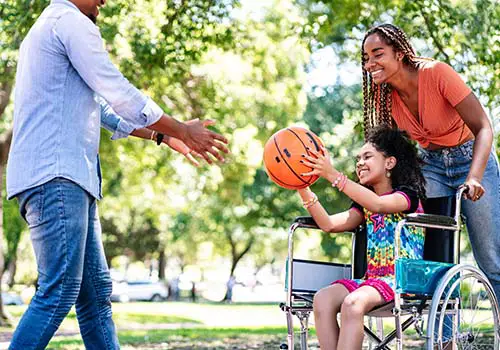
0, 162, 12, 325
0, 52, 19, 326
222, 234, 255, 302
158, 249, 166, 280
6, 257, 17, 289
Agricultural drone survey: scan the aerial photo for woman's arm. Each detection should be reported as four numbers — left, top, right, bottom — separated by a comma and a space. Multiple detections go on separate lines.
455, 92, 493, 201
297, 188, 363, 233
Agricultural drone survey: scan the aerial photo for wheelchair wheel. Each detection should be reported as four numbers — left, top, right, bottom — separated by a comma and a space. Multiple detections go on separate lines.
426, 265, 500, 349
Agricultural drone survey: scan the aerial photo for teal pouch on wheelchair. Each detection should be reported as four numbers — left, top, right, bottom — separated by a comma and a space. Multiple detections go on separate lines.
395, 259, 457, 296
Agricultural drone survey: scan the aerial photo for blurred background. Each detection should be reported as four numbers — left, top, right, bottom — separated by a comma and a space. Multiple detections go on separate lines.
0, 0, 498, 348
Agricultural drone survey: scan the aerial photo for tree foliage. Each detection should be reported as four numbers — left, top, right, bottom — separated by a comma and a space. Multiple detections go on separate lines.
97, 0, 312, 286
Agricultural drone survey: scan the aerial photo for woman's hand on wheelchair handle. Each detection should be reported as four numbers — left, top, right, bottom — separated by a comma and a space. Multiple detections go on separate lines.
462, 178, 484, 201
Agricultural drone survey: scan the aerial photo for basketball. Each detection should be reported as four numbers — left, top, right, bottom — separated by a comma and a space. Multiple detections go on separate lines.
263, 126, 325, 190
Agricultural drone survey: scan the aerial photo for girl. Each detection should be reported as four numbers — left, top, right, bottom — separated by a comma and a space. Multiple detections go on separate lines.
360, 23, 500, 301
298, 126, 425, 350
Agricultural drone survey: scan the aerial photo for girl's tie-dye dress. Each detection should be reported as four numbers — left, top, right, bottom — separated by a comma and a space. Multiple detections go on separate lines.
333, 186, 425, 302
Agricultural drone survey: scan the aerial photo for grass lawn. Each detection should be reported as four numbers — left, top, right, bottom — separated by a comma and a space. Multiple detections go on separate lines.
0, 302, 441, 349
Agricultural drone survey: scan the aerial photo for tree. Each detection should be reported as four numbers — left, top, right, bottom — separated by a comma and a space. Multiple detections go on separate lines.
3, 193, 26, 288
98, 0, 314, 294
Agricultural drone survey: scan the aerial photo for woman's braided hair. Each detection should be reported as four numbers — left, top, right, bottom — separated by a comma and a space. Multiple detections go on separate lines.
366, 126, 426, 200
361, 24, 420, 138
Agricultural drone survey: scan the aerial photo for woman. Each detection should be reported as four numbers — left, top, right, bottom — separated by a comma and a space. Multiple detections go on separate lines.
360, 23, 500, 300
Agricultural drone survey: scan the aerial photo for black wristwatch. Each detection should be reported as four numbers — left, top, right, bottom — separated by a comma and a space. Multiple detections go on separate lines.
156, 133, 164, 146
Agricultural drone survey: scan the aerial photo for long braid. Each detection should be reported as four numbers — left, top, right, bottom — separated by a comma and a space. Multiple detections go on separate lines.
361, 24, 419, 139
362, 69, 371, 138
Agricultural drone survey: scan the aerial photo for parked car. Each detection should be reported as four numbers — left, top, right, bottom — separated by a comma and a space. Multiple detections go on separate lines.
111, 280, 169, 302
2, 292, 23, 305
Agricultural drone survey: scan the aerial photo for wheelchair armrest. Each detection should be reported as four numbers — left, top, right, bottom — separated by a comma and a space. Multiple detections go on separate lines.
405, 213, 456, 227
292, 216, 320, 229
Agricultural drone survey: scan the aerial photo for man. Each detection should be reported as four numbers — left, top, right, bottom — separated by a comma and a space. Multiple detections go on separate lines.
6, 0, 229, 348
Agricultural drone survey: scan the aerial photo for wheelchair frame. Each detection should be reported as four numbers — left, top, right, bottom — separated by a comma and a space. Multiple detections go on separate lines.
280, 187, 500, 349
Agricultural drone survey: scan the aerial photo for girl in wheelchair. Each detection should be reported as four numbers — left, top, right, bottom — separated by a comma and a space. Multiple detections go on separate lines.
298, 126, 426, 350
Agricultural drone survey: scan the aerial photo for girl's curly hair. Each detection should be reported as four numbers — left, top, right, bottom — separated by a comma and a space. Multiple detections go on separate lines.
366, 126, 426, 200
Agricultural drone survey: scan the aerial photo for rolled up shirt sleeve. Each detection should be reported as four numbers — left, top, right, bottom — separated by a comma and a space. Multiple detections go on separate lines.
53, 11, 164, 131
100, 97, 162, 139
99, 98, 132, 139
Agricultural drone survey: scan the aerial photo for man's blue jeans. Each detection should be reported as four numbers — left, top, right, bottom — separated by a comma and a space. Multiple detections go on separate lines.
9, 178, 119, 350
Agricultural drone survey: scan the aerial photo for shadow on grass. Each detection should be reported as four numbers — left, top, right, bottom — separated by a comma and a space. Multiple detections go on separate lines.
48, 327, 291, 349
47, 327, 432, 350
9, 307, 200, 325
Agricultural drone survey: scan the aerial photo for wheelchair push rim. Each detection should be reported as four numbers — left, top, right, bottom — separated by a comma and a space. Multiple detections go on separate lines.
427, 265, 500, 350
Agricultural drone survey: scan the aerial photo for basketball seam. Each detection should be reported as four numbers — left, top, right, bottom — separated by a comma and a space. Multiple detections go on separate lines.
267, 168, 298, 188
273, 135, 311, 186
305, 132, 320, 152
285, 128, 316, 183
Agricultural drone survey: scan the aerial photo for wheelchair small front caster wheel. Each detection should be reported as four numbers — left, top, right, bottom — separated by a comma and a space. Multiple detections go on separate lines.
279, 344, 288, 349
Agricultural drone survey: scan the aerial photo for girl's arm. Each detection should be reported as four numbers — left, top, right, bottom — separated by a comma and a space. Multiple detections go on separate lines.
455, 93, 493, 201
334, 178, 410, 214
297, 188, 363, 233
301, 148, 411, 214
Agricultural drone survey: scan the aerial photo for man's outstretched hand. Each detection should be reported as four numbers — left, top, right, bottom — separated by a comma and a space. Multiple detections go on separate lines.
182, 119, 229, 164
162, 136, 201, 167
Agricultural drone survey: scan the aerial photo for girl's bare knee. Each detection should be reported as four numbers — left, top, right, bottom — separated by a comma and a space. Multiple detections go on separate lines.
313, 288, 331, 311
313, 286, 343, 316
341, 294, 365, 318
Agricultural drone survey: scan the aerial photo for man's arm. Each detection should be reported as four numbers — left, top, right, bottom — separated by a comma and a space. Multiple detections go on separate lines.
100, 100, 201, 166
148, 116, 229, 164
56, 11, 228, 163
131, 128, 201, 167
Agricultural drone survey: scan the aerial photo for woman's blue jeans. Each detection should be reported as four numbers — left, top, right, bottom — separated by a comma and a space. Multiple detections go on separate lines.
419, 141, 500, 301
9, 178, 119, 350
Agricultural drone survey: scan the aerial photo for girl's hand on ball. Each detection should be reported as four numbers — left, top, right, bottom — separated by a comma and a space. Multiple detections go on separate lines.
301, 146, 335, 180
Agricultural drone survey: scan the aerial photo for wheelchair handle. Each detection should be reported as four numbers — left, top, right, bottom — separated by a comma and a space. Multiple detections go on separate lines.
292, 216, 320, 229
458, 184, 469, 197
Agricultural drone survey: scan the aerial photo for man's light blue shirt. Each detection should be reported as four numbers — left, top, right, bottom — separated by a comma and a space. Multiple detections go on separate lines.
7, 0, 163, 200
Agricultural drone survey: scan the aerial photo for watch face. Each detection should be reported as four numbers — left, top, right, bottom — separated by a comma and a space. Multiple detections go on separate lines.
156, 133, 164, 145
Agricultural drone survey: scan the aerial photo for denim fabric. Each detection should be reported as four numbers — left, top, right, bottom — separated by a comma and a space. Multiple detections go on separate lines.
419, 140, 500, 300
6, 0, 163, 200
9, 178, 119, 350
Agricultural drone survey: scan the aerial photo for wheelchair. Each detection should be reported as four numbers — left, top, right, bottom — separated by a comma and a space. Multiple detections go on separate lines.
279, 187, 500, 349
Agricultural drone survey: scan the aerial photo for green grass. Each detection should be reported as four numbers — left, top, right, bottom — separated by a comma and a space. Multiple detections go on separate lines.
5, 302, 496, 350
47, 327, 295, 349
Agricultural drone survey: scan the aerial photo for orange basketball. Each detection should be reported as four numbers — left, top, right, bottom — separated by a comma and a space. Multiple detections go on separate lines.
263, 126, 325, 190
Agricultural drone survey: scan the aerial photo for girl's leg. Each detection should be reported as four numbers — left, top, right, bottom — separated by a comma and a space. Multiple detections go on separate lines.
337, 286, 385, 350
313, 283, 350, 350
